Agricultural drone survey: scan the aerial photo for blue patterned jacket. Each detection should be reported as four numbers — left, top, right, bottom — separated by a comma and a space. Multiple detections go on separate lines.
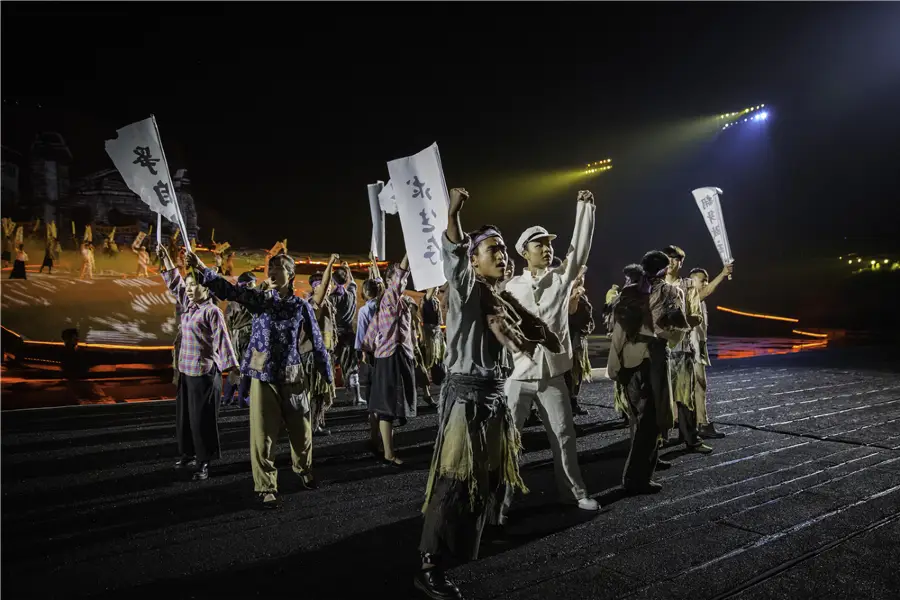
198, 268, 332, 386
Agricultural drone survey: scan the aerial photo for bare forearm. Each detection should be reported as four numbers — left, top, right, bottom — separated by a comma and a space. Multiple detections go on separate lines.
699, 272, 726, 300
446, 210, 463, 244
400, 254, 409, 271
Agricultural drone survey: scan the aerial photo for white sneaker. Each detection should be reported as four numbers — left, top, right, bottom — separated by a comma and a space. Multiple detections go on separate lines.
577, 497, 601, 511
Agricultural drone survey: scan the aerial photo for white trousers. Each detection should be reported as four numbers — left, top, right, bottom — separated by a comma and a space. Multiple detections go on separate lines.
503, 375, 588, 514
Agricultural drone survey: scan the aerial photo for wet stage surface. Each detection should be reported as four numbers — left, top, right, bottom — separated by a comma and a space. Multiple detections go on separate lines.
2, 346, 899, 599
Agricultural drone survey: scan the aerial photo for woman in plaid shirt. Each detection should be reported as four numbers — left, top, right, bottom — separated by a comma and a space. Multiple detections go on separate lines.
158, 246, 238, 482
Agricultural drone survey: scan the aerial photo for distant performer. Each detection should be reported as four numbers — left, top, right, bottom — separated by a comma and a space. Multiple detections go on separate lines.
9, 244, 28, 279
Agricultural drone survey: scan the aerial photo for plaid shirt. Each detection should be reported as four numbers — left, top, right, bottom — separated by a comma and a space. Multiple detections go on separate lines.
362, 267, 414, 360
162, 269, 238, 377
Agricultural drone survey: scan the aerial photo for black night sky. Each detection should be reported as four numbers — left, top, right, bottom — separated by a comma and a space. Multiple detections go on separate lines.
3, 2, 900, 323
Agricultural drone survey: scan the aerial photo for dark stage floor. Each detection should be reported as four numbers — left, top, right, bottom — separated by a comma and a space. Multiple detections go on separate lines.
2, 346, 899, 599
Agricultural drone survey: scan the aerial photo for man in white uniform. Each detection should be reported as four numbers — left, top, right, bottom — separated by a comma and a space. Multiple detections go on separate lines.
502, 190, 600, 517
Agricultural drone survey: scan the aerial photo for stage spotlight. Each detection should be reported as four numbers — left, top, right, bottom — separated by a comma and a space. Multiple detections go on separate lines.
582, 158, 613, 175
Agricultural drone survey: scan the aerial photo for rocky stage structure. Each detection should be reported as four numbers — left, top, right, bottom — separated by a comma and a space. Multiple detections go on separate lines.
2, 129, 199, 247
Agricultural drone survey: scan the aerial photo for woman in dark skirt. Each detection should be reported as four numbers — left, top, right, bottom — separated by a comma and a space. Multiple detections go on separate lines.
158, 245, 238, 481
9, 244, 28, 279
361, 255, 417, 466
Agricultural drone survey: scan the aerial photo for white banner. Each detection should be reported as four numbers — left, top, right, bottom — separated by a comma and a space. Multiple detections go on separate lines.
367, 181, 386, 259
378, 180, 398, 215
692, 187, 733, 266
105, 116, 189, 244
132, 231, 147, 251
386, 142, 450, 291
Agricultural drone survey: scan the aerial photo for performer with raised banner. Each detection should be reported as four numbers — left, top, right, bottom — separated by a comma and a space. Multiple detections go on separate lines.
186, 250, 331, 508
417, 187, 556, 600
501, 190, 601, 519
689, 186, 737, 440
158, 245, 237, 482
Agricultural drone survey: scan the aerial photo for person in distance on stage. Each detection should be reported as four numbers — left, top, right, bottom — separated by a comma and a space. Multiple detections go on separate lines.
416, 187, 554, 600
159, 245, 238, 482
501, 190, 601, 519
186, 249, 331, 508
687, 264, 733, 439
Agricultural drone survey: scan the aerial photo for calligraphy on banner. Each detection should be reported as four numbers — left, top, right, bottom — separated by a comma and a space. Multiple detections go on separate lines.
386, 142, 450, 291
105, 116, 190, 244
691, 187, 734, 266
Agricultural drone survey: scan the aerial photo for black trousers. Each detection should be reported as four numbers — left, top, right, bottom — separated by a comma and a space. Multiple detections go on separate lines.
176, 369, 222, 463
678, 402, 701, 447
621, 344, 669, 486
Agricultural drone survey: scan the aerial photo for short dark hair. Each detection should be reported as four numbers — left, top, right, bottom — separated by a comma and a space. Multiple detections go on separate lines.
309, 271, 324, 286
623, 263, 643, 282
663, 245, 686, 260
641, 250, 670, 276
332, 265, 349, 285
363, 279, 381, 299
237, 271, 257, 285
689, 267, 709, 280
268, 253, 296, 280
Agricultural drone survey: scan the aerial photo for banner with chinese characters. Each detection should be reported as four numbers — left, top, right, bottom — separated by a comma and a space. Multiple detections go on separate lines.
386, 142, 450, 291
367, 181, 386, 259
105, 116, 190, 244
691, 187, 733, 266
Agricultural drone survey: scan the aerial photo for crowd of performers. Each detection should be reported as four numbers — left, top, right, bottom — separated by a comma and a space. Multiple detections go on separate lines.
154, 187, 732, 600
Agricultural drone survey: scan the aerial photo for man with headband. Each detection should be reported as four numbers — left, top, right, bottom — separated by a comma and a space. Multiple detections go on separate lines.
501, 190, 601, 522
416, 188, 558, 600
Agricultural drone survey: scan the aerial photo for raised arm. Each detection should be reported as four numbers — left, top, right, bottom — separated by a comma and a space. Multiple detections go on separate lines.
698, 263, 734, 301
186, 251, 270, 314
368, 251, 381, 281
158, 246, 189, 310
561, 191, 596, 283
300, 298, 333, 384
442, 187, 475, 300
446, 188, 467, 244
313, 254, 339, 307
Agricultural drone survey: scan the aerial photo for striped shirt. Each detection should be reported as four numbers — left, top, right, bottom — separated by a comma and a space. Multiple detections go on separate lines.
162, 269, 238, 377
362, 267, 414, 360
355, 298, 378, 350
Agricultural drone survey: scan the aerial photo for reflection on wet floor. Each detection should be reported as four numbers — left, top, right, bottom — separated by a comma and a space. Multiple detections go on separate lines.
711, 337, 828, 360
586, 336, 829, 362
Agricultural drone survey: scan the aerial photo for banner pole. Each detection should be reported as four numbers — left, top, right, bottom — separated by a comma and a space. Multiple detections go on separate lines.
150, 115, 190, 247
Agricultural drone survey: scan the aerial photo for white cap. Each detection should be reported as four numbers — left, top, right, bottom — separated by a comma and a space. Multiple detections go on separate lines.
515, 226, 557, 256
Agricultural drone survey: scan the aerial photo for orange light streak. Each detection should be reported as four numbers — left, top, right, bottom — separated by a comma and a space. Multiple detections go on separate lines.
792, 330, 828, 339
716, 306, 799, 323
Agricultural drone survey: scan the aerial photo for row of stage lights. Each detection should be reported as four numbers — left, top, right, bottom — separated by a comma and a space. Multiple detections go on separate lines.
584, 158, 613, 175
720, 104, 768, 130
